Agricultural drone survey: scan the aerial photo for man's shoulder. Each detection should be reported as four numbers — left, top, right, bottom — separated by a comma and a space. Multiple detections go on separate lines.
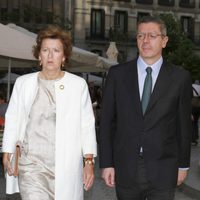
109, 59, 137, 74
163, 61, 190, 78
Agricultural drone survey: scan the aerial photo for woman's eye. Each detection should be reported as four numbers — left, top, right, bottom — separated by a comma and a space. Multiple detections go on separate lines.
42, 48, 48, 52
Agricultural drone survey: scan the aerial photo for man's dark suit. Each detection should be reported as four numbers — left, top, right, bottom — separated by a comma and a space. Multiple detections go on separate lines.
99, 59, 192, 190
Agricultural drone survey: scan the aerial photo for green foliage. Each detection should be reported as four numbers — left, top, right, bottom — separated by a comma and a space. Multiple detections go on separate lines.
109, 27, 130, 42
160, 13, 200, 80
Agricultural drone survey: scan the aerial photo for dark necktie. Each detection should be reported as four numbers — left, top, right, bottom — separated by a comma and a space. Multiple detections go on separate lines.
141, 67, 152, 114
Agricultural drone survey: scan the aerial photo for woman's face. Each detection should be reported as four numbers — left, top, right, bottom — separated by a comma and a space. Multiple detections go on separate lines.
39, 38, 65, 72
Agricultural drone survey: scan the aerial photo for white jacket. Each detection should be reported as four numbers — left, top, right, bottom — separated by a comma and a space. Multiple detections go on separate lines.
2, 72, 97, 200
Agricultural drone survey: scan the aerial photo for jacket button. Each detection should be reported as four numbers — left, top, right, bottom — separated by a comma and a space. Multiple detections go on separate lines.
59, 85, 64, 90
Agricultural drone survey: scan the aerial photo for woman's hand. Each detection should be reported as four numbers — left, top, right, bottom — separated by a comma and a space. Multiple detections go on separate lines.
83, 163, 94, 191
3, 153, 14, 176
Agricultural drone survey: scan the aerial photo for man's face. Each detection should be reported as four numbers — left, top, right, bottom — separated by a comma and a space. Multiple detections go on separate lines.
137, 22, 168, 64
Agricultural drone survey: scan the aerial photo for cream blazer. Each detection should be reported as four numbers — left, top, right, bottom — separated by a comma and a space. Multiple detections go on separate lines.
2, 72, 97, 200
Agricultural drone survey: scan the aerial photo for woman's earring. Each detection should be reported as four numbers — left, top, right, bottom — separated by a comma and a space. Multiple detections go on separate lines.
39, 60, 42, 66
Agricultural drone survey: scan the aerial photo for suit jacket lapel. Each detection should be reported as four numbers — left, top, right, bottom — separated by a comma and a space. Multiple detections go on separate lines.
124, 60, 143, 117
146, 61, 173, 114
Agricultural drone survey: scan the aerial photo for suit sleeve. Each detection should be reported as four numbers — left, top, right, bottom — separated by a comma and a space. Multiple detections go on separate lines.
177, 71, 192, 168
99, 67, 116, 168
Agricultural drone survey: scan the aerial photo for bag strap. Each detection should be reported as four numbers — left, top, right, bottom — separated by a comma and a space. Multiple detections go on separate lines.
192, 86, 200, 97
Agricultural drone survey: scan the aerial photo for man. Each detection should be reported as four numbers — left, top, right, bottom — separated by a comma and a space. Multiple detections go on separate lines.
99, 16, 192, 200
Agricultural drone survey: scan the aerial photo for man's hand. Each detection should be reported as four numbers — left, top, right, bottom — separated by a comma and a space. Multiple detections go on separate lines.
177, 169, 188, 186
101, 167, 115, 187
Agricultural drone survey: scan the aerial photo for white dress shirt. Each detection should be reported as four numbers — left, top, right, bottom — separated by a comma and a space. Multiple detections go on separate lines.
137, 55, 163, 99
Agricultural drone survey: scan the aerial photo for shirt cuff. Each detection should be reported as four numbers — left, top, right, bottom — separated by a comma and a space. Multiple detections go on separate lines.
179, 168, 189, 170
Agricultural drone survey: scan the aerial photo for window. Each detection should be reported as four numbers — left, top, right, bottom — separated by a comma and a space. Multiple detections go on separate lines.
1, 0, 8, 21
24, 0, 31, 23
158, 0, 174, 6
179, 0, 195, 8
114, 11, 128, 33
136, 0, 153, 4
46, 0, 53, 23
1, 0, 8, 8
34, 0, 42, 23
181, 16, 194, 40
180, 0, 194, 3
35, 0, 42, 9
91, 9, 105, 39
12, 0, 20, 22
113, 0, 131, 2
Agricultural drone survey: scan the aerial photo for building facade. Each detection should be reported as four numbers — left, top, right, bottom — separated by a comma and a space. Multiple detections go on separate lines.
0, 0, 200, 62
73, 0, 200, 62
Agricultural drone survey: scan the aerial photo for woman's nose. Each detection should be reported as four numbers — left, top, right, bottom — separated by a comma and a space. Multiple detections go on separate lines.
48, 50, 53, 58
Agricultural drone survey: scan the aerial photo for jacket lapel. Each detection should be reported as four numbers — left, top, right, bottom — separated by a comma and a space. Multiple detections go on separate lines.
124, 60, 143, 117
145, 61, 173, 114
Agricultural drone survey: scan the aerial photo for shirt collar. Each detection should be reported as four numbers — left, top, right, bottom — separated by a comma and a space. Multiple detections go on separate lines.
137, 56, 163, 76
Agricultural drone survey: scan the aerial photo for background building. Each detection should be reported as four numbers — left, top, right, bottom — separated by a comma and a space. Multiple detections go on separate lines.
0, 0, 200, 63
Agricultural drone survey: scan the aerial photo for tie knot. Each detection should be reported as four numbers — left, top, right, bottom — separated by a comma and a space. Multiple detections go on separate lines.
146, 67, 152, 74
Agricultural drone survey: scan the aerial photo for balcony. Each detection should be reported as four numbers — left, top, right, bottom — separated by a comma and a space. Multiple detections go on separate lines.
113, 0, 131, 2
85, 28, 136, 43
179, 0, 195, 8
158, 0, 175, 6
136, 0, 153, 4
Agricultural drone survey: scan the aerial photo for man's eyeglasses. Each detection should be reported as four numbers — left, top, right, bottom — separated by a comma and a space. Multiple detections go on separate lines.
136, 32, 165, 40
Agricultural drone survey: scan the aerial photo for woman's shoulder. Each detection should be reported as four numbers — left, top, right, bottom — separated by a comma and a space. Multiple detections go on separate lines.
16, 72, 38, 83
64, 71, 86, 86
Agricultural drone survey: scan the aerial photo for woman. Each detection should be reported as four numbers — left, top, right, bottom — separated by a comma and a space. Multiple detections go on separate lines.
2, 25, 97, 200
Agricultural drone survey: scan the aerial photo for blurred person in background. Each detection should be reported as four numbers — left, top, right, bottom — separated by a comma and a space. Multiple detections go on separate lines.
191, 80, 200, 145
0, 90, 8, 118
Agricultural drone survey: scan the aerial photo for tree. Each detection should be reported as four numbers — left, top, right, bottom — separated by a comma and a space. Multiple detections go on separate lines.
160, 13, 200, 80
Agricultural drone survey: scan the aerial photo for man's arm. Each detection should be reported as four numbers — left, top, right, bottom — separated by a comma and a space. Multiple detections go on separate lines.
177, 71, 192, 186
99, 67, 116, 169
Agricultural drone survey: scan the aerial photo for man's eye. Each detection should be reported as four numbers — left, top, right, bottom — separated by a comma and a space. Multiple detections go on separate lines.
149, 34, 157, 39
137, 34, 144, 39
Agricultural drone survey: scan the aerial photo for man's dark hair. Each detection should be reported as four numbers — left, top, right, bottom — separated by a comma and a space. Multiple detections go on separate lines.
137, 15, 167, 36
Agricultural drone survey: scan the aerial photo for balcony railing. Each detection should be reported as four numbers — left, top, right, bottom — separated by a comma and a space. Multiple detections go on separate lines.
85, 28, 136, 43
136, 0, 153, 4
179, 0, 195, 8
158, 0, 175, 6
113, 0, 131, 2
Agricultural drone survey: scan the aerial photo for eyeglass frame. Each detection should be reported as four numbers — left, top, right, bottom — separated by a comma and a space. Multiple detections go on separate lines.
136, 32, 166, 40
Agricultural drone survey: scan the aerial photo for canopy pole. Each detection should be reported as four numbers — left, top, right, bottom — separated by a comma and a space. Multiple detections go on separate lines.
7, 58, 11, 102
